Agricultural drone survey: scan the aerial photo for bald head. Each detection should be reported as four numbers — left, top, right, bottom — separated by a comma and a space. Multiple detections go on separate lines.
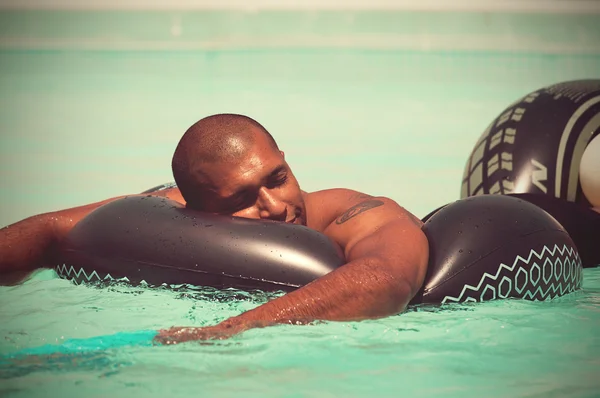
172, 114, 279, 208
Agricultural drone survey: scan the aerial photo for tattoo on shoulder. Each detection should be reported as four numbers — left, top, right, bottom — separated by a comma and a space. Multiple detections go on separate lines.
335, 200, 385, 224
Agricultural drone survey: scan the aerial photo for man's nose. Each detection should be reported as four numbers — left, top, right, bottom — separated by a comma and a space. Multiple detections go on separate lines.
257, 188, 287, 221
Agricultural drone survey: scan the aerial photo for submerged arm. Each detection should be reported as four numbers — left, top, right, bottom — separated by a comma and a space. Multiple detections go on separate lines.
156, 191, 429, 343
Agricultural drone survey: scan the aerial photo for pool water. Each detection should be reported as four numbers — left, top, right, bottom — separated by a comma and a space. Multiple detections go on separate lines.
1, 9, 599, 398
1, 269, 599, 397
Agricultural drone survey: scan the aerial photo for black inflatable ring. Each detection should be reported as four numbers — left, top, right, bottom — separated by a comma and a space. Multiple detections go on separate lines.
55, 193, 583, 305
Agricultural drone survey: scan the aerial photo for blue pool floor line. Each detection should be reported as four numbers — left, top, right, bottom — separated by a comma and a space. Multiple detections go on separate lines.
2, 330, 158, 360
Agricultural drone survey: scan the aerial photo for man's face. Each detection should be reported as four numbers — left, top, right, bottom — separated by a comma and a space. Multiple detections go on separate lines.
193, 134, 307, 226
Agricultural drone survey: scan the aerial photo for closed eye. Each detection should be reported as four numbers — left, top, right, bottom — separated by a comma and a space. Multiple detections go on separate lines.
266, 174, 288, 189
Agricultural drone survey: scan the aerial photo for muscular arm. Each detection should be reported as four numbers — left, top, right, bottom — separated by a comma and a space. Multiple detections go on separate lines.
156, 190, 429, 343
0, 187, 184, 284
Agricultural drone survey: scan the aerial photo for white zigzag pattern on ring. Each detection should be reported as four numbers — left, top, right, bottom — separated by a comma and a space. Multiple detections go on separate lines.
441, 244, 582, 304
56, 264, 117, 284
521, 272, 579, 300
56, 244, 582, 302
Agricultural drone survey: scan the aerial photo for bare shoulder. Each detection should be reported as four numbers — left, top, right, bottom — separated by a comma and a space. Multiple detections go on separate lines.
305, 188, 425, 260
304, 188, 367, 229
304, 188, 419, 231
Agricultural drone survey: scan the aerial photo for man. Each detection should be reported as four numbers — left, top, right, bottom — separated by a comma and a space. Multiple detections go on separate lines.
0, 114, 429, 344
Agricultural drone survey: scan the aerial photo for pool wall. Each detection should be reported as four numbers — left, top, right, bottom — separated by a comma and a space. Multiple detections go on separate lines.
1, 1, 599, 225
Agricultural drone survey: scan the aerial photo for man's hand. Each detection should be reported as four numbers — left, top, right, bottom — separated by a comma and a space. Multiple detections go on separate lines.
154, 320, 252, 344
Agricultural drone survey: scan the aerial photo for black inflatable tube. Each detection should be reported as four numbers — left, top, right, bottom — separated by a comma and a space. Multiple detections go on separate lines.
414, 194, 582, 304
56, 194, 583, 305
58, 196, 345, 292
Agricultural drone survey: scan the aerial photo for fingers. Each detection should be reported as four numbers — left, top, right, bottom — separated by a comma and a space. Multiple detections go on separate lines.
153, 326, 235, 345
153, 327, 195, 345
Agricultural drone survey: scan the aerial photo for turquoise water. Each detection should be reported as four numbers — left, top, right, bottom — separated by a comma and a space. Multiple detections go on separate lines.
1, 270, 599, 397
1, 9, 600, 398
